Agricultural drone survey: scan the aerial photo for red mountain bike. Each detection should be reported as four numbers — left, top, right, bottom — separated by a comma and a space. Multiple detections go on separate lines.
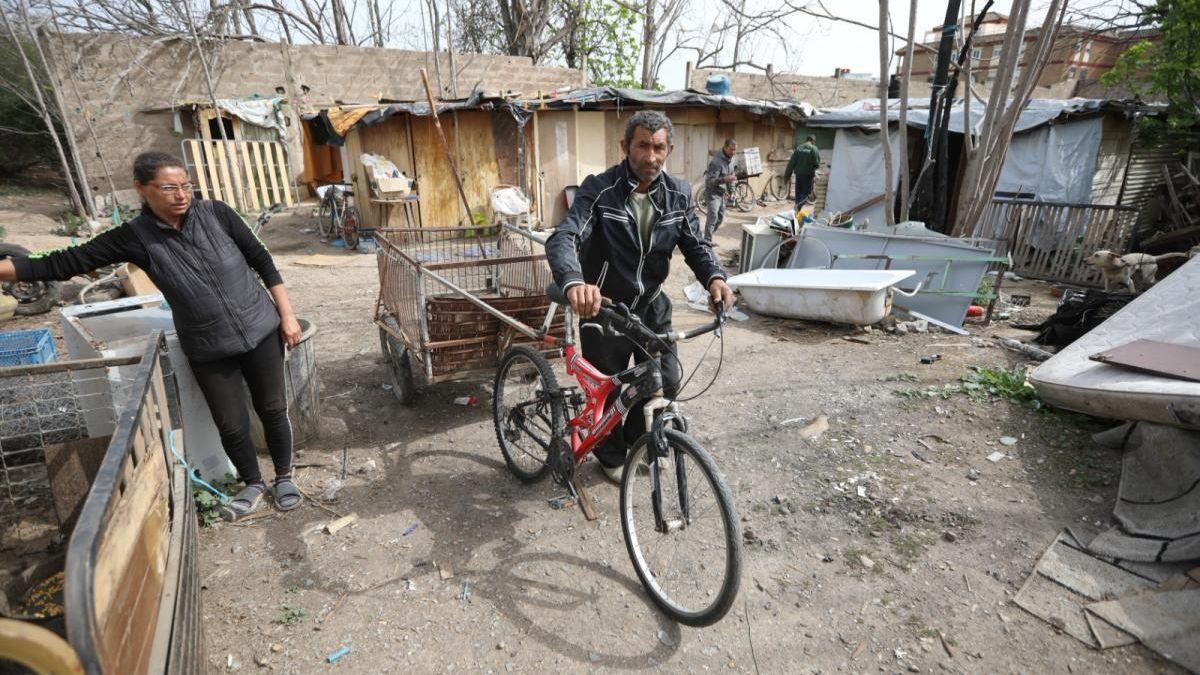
492, 284, 742, 626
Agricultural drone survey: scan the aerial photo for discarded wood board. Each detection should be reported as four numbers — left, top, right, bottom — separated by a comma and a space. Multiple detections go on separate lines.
44, 435, 111, 533
324, 513, 358, 534
120, 263, 159, 298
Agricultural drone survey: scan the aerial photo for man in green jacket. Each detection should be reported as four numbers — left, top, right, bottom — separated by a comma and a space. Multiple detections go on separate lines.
783, 135, 821, 210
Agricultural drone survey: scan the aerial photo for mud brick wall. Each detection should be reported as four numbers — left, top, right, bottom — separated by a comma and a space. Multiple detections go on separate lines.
690, 68, 932, 109
50, 32, 585, 193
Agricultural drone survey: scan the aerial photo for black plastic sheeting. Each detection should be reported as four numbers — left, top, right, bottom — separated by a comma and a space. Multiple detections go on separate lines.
303, 86, 813, 142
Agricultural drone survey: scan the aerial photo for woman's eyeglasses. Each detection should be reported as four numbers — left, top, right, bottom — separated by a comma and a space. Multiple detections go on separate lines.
152, 183, 194, 195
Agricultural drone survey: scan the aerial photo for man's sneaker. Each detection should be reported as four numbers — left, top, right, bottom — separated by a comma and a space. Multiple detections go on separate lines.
599, 458, 651, 485
600, 462, 623, 484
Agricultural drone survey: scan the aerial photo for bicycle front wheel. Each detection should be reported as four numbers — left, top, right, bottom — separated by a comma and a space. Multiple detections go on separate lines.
317, 200, 337, 239
620, 429, 742, 626
693, 184, 708, 216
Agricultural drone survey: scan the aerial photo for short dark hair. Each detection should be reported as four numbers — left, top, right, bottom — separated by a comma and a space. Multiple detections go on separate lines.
805, 135, 816, 143
624, 110, 674, 147
133, 151, 186, 184
724, 138, 737, 148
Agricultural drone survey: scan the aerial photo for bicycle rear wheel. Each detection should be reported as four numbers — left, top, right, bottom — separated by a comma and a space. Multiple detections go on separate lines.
343, 206, 362, 250
733, 182, 754, 212
620, 429, 742, 626
693, 184, 708, 216
493, 346, 562, 482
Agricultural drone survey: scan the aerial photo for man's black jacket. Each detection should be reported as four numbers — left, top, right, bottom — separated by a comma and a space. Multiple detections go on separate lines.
546, 160, 725, 310
13, 199, 282, 363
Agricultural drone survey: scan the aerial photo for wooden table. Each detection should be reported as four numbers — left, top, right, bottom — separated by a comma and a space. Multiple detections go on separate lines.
371, 193, 420, 228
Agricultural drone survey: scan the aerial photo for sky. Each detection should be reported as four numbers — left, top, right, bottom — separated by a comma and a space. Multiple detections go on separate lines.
658, 0, 1027, 89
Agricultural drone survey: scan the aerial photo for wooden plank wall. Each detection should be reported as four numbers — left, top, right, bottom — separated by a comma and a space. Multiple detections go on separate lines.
183, 138, 295, 213
537, 110, 577, 227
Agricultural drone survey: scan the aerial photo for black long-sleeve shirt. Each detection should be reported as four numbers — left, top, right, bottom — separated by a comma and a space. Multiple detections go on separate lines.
14, 199, 284, 362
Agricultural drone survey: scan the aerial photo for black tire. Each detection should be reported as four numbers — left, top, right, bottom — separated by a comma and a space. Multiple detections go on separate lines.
620, 429, 742, 626
0, 243, 60, 315
693, 185, 708, 216
492, 346, 562, 482
343, 206, 361, 250
379, 316, 417, 405
733, 182, 754, 212
770, 174, 793, 202
317, 199, 337, 239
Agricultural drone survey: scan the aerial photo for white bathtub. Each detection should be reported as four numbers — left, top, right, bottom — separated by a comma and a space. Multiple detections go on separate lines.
727, 268, 918, 325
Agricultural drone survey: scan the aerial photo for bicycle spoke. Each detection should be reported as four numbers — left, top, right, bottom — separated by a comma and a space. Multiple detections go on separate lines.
623, 434, 736, 621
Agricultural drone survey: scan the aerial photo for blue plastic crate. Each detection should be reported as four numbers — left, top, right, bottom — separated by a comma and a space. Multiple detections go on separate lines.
0, 328, 57, 367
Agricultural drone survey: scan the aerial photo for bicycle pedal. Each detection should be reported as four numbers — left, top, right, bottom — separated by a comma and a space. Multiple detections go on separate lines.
571, 477, 599, 521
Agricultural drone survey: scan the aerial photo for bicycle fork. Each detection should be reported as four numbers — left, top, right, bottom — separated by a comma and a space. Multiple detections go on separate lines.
643, 395, 691, 534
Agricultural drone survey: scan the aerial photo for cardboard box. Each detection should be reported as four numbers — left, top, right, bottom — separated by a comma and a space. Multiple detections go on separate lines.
376, 176, 411, 195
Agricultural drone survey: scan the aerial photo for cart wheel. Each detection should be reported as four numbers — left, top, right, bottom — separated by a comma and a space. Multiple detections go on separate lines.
379, 317, 416, 405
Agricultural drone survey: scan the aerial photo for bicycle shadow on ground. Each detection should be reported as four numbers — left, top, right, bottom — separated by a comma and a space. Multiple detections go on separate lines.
471, 550, 682, 669
265, 443, 682, 667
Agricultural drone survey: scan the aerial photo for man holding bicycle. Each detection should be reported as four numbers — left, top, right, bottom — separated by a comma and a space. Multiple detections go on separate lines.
702, 138, 738, 241
546, 110, 734, 483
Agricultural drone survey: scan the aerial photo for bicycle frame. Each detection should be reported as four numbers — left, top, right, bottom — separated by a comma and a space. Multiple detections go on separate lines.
538, 305, 672, 466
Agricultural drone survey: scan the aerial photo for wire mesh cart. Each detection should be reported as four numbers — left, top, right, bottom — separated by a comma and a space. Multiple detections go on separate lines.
374, 224, 565, 403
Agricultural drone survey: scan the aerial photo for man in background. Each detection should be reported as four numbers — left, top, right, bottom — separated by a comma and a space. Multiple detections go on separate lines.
703, 138, 738, 241
784, 135, 821, 210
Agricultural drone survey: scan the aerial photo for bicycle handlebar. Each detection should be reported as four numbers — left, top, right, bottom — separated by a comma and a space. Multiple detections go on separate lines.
546, 282, 725, 349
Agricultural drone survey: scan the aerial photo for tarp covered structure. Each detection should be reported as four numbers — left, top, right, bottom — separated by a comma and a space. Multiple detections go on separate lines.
808, 98, 1154, 211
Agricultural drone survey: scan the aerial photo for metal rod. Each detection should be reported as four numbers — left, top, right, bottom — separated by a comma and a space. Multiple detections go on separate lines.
419, 266, 544, 341
0, 355, 142, 378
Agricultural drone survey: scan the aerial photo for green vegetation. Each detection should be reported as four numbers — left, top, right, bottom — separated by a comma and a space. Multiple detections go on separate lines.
274, 605, 307, 626
192, 475, 238, 527
52, 213, 87, 238
960, 366, 1039, 407
973, 275, 995, 305
894, 366, 1040, 407
1103, 0, 1200, 132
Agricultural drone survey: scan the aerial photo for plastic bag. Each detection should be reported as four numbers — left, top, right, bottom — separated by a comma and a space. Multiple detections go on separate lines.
491, 187, 530, 217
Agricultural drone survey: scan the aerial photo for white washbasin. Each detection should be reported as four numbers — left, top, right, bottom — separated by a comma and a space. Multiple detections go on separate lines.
727, 268, 917, 325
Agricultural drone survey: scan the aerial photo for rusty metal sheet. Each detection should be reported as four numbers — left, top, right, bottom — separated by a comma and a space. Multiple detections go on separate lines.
1090, 339, 1200, 383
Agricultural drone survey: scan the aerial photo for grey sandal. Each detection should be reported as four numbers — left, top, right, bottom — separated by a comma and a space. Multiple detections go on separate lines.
273, 478, 303, 511
220, 483, 268, 521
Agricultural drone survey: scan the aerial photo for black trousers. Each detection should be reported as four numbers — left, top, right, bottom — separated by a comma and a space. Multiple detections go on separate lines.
191, 332, 292, 483
580, 293, 682, 467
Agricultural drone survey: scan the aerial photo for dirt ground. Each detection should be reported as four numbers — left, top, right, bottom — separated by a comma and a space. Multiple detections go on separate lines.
0, 189, 1181, 674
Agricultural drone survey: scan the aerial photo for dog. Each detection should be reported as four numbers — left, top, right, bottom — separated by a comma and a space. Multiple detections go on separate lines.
1085, 249, 1190, 293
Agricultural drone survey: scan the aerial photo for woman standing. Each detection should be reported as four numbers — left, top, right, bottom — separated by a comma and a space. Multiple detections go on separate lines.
0, 151, 302, 521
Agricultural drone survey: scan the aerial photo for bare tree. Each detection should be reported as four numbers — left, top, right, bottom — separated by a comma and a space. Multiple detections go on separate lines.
636, 0, 688, 89
952, 0, 1069, 235
680, 0, 800, 73
1, 3, 87, 216
878, 0, 895, 226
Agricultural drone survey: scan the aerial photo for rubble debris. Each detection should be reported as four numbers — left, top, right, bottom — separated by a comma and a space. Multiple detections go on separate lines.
796, 414, 830, 440
326, 646, 351, 664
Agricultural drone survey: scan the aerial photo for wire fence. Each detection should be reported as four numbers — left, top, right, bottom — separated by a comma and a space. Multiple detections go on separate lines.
0, 362, 137, 504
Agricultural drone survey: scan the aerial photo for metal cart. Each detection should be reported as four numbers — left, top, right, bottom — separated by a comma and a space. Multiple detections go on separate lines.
374, 224, 565, 403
